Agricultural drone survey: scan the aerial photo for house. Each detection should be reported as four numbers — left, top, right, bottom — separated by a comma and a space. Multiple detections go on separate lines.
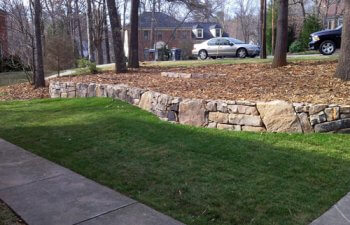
0, 9, 7, 59
318, 0, 344, 29
124, 12, 229, 61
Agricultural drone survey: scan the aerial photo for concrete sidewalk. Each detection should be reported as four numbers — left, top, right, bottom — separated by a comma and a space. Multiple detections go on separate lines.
0, 139, 184, 225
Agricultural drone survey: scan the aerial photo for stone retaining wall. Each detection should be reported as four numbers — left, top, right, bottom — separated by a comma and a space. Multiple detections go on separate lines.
49, 81, 350, 134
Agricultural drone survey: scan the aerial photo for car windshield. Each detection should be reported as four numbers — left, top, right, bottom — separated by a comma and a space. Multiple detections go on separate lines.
228, 38, 245, 44
335, 25, 343, 30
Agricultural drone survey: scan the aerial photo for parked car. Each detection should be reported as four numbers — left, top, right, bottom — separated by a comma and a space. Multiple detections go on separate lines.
309, 26, 342, 55
192, 37, 260, 60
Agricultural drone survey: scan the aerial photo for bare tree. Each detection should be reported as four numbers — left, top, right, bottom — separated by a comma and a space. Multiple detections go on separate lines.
233, 0, 257, 43
129, 0, 140, 68
335, 0, 350, 80
33, 0, 45, 87
86, 0, 95, 62
106, 0, 127, 72
272, 0, 288, 68
103, 0, 111, 64
260, 0, 267, 58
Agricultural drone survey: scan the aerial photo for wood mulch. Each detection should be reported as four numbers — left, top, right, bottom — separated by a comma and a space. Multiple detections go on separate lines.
54, 60, 350, 105
0, 83, 49, 101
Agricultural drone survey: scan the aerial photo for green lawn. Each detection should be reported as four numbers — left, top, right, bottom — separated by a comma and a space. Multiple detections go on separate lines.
0, 200, 25, 225
0, 98, 349, 225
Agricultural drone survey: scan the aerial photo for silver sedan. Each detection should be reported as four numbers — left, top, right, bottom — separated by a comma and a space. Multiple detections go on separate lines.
192, 37, 260, 60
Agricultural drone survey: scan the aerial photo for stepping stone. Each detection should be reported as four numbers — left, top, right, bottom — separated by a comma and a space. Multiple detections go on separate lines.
0, 173, 136, 225
79, 203, 184, 225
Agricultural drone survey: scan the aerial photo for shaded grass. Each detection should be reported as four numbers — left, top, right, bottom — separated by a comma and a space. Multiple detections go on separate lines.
0, 200, 26, 225
0, 98, 349, 225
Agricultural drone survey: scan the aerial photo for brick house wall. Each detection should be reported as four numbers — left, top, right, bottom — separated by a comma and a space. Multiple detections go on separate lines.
0, 10, 8, 59
132, 28, 193, 61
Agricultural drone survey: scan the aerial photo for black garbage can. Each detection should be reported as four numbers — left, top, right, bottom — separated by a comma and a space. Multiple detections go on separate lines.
171, 48, 182, 61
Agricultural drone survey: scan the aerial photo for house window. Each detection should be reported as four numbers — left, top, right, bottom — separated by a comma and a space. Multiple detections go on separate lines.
197, 29, 203, 38
338, 18, 343, 27
215, 28, 222, 37
327, 20, 333, 29
144, 31, 150, 40
157, 32, 163, 41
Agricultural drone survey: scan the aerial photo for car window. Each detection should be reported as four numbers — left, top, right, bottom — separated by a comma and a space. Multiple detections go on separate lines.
208, 39, 219, 46
218, 39, 231, 45
228, 38, 245, 44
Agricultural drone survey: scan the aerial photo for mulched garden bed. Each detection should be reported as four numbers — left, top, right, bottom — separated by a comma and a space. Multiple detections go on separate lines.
0, 83, 49, 101
55, 60, 350, 105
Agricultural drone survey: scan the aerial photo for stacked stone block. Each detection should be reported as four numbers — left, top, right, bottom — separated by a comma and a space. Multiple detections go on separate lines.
49, 81, 350, 134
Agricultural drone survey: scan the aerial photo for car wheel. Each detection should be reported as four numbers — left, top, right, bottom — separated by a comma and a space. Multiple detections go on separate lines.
198, 50, 208, 60
237, 48, 248, 58
319, 41, 336, 55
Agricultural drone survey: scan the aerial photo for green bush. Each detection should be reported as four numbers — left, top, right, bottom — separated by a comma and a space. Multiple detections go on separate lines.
289, 40, 305, 53
299, 15, 322, 50
77, 59, 98, 74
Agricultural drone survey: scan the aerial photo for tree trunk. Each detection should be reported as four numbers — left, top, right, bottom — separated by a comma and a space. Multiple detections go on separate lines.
33, 0, 45, 88
104, 12, 111, 64
106, 0, 127, 73
86, 0, 95, 62
96, 41, 104, 64
335, 0, 350, 80
272, 0, 288, 68
129, 0, 140, 68
260, 0, 267, 59
271, 0, 275, 55
75, 0, 84, 58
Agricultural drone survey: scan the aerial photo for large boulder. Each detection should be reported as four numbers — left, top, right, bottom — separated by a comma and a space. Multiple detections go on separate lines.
257, 100, 302, 133
179, 99, 208, 126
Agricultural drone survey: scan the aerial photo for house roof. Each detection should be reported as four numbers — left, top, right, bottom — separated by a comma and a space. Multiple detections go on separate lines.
187, 22, 229, 40
135, 12, 229, 40
139, 12, 190, 29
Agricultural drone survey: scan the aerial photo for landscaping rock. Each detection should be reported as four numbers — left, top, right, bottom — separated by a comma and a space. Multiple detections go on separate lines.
310, 111, 327, 126
314, 119, 350, 133
208, 112, 229, 124
206, 101, 217, 112
216, 101, 228, 113
227, 105, 259, 115
167, 111, 178, 122
95, 84, 107, 97
236, 100, 256, 106
298, 113, 314, 133
340, 114, 350, 119
340, 106, 350, 114
207, 122, 217, 128
242, 126, 266, 132
309, 104, 328, 115
256, 100, 302, 133
228, 114, 262, 127
217, 124, 234, 130
139, 91, 154, 112
76, 83, 88, 98
179, 99, 207, 126
324, 107, 340, 121
87, 84, 96, 97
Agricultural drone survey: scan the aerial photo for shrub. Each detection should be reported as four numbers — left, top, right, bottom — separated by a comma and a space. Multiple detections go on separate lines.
289, 40, 305, 53
77, 59, 98, 74
299, 15, 322, 49
0, 55, 26, 72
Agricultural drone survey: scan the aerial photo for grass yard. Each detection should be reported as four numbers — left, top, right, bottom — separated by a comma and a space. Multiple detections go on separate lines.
1, 98, 350, 225
0, 200, 26, 225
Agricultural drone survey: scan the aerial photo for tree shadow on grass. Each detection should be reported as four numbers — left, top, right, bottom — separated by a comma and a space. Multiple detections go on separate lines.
0, 99, 350, 225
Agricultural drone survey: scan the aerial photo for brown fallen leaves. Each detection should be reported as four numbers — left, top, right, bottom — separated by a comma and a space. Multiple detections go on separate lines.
3, 60, 350, 104
55, 60, 350, 105
0, 83, 49, 101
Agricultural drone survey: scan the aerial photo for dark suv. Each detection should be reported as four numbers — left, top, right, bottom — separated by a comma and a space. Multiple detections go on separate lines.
309, 26, 342, 55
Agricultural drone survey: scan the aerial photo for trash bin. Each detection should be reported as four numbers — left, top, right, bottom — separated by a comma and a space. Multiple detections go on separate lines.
171, 48, 182, 61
